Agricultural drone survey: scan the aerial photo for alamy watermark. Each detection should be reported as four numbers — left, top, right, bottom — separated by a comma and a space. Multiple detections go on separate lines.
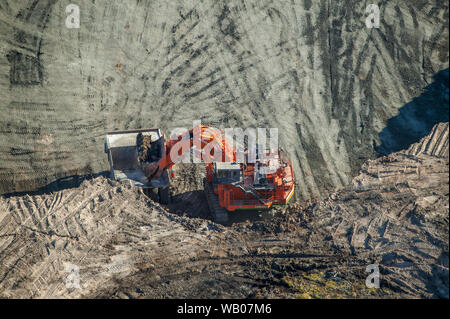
65, 4, 80, 29
64, 3, 381, 30
65, 263, 81, 289
168, 121, 279, 174
365, 264, 380, 288
366, 4, 380, 29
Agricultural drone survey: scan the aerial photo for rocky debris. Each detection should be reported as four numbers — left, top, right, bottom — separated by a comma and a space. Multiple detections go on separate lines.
407, 122, 449, 158
136, 133, 154, 163
165, 163, 210, 220
301, 123, 449, 298
307, 152, 449, 298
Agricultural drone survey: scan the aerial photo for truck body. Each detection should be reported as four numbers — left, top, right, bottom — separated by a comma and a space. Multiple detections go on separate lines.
104, 128, 170, 189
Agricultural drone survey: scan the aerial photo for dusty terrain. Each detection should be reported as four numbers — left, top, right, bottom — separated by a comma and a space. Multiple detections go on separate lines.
0, 123, 447, 299
0, 0, 448, 201
0, 0, 448, 300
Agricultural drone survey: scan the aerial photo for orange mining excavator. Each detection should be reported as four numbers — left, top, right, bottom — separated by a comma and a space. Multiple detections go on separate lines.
105, 125, 295, 223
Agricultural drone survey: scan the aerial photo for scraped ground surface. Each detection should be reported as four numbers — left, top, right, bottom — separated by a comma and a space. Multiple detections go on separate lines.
0, 124, 448, 298
0, 0, 448, 202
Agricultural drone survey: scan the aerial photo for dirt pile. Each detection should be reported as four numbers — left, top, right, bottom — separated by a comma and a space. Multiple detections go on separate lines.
304, 152, 448, 298
136, 133, 154, 163
407, 122, 449, 157
0, 177, 234, 298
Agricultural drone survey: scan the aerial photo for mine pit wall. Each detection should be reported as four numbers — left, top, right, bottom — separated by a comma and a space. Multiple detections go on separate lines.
0, 0, 448, 200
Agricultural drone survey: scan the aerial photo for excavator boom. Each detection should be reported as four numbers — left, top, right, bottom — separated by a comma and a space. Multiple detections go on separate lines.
140, 125, 236, 180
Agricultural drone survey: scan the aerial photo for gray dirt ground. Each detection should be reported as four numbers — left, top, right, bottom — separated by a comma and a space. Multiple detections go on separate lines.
0, 0, 448, 202
0, 123, 447, 299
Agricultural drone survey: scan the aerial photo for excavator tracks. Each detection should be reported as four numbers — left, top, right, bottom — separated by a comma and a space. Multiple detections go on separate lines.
203, 178, 229, 224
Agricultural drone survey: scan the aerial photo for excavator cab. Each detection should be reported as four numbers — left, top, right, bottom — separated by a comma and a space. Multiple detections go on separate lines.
213, 162, 242, 184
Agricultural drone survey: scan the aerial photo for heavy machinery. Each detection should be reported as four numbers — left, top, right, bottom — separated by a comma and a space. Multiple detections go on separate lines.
105, 125, 295, 223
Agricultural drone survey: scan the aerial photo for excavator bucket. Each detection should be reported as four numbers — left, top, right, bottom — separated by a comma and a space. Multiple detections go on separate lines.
104, 129, 169, 188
